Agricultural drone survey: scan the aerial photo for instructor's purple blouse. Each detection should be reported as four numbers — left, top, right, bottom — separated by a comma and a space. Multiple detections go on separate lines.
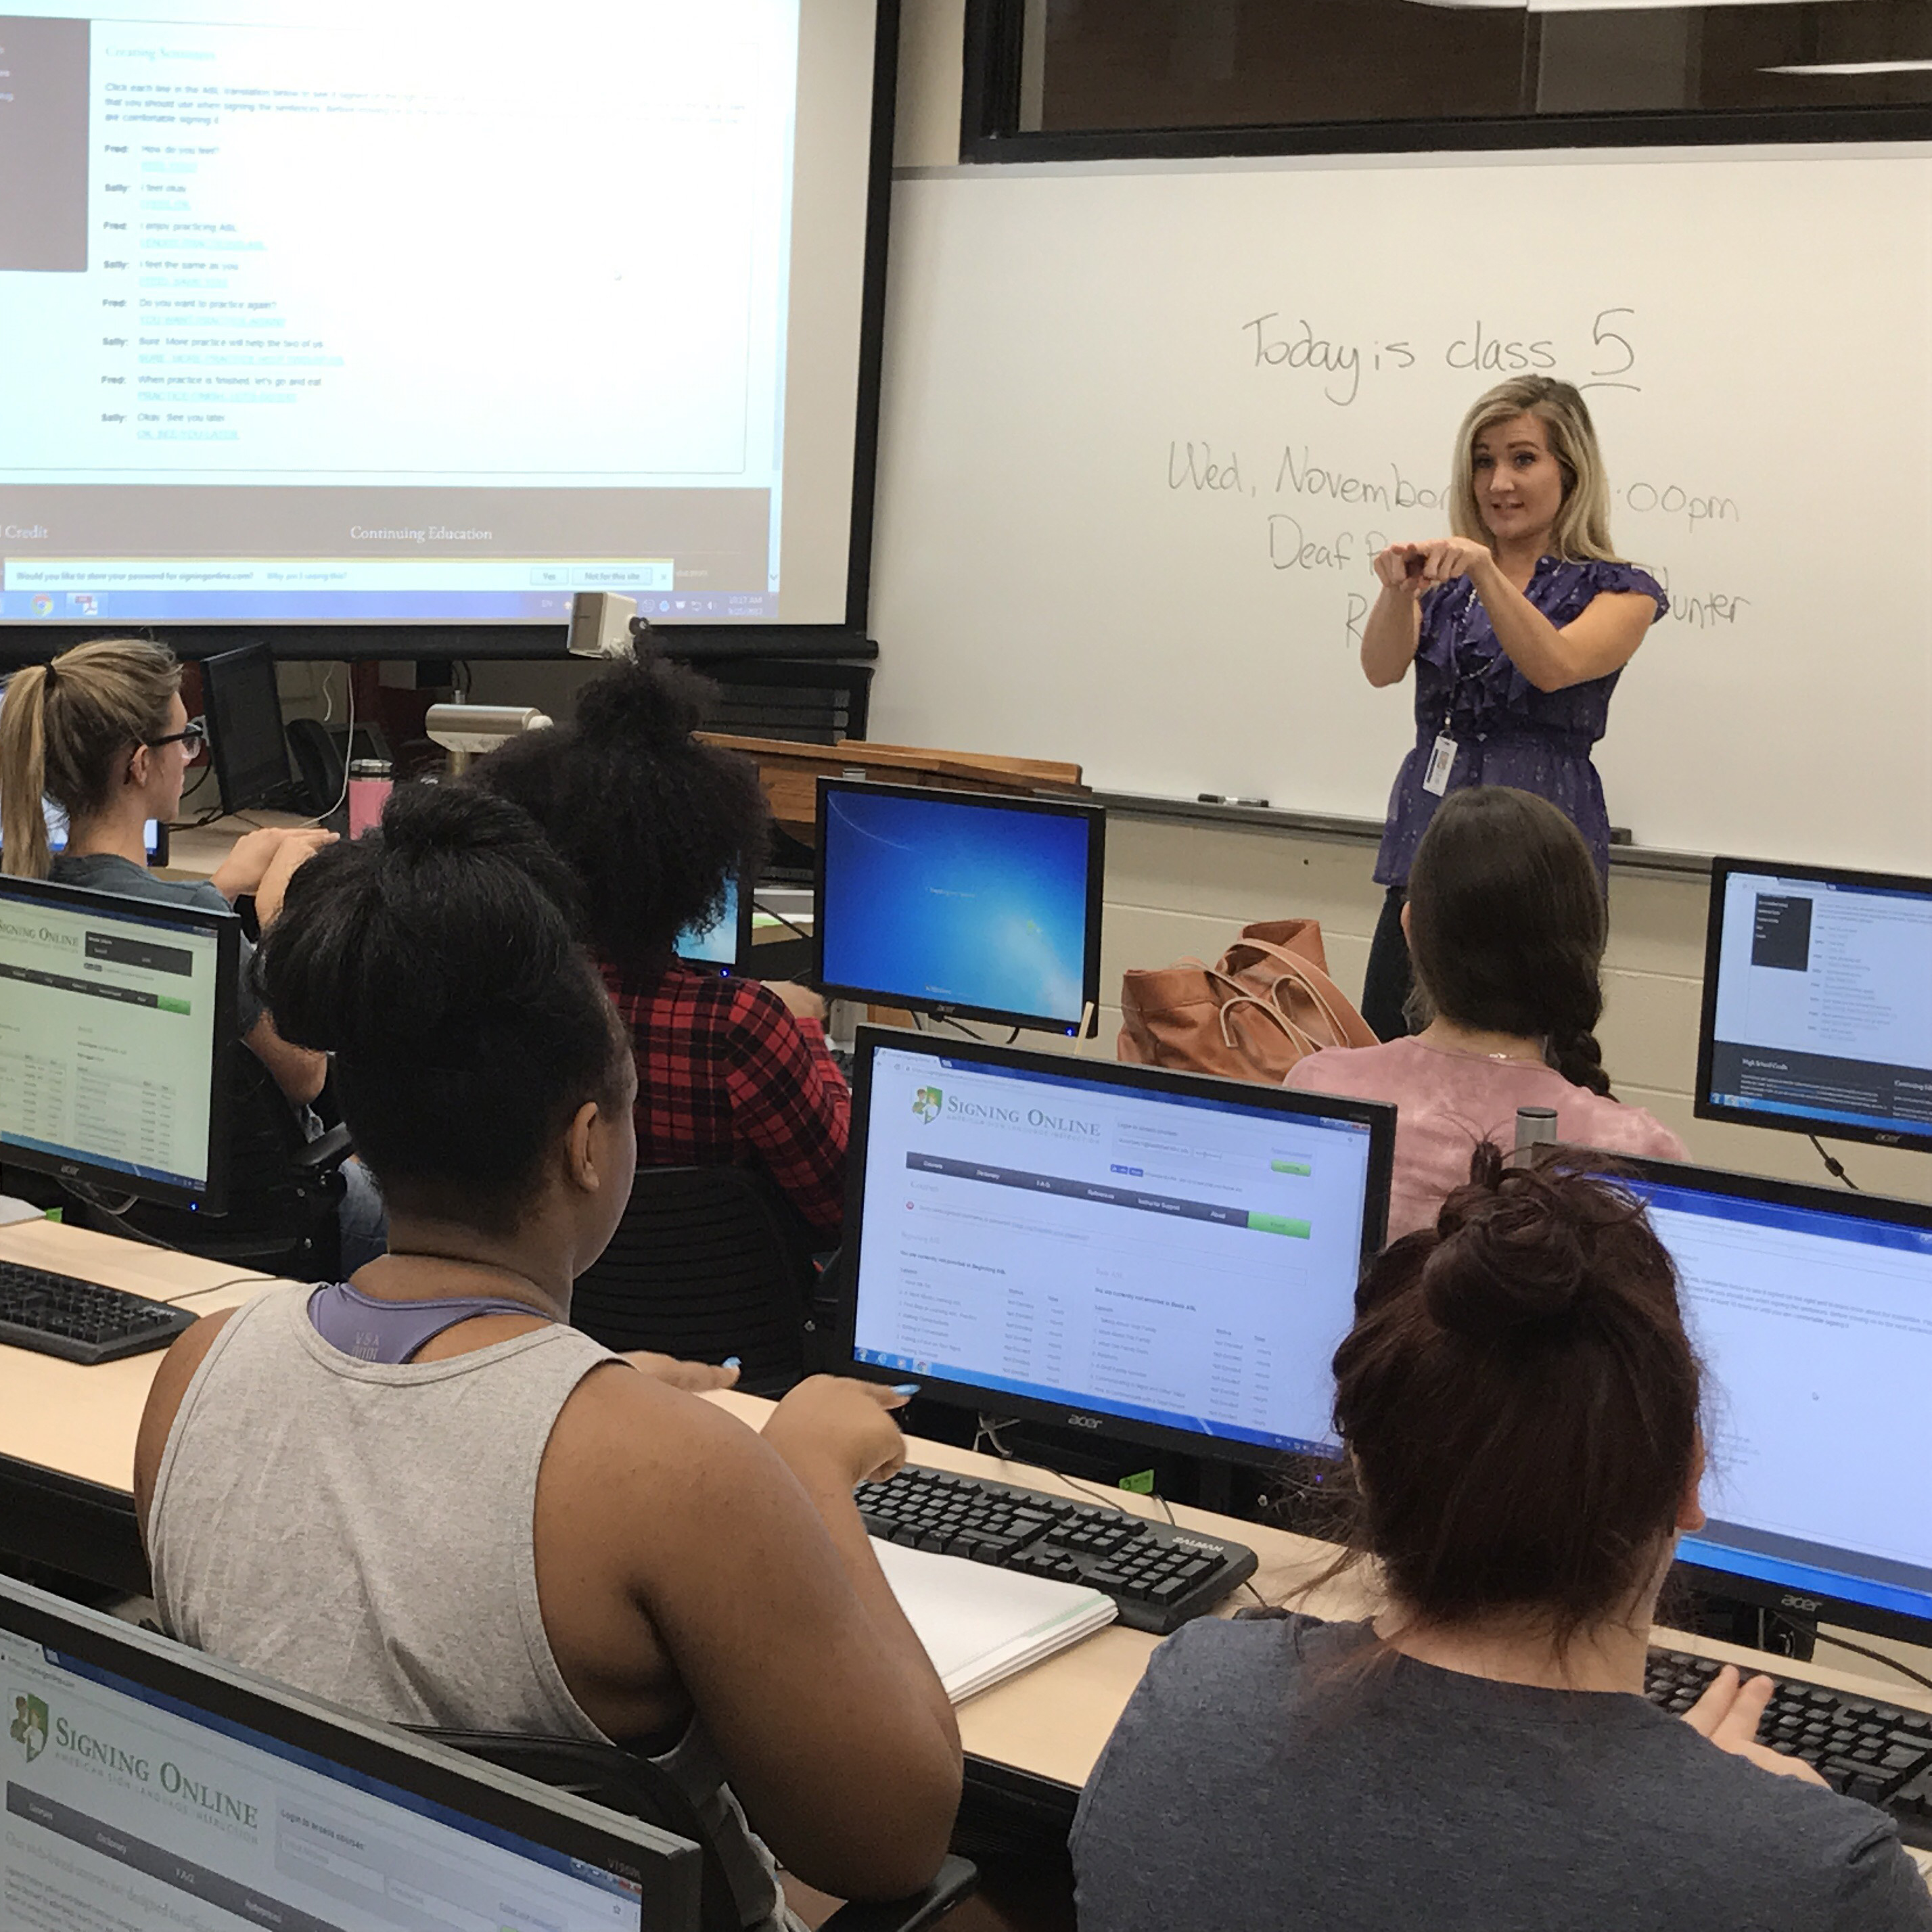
1373, 555, 1668, 890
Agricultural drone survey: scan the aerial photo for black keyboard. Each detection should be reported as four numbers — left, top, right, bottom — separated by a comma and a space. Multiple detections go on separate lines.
0, 1260, 197, 1365
1645, 1647, 1932, 1810
855, 1463, 1258, 1635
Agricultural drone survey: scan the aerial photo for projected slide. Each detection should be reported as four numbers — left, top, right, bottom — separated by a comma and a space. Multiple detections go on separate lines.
0, 1, 876, 625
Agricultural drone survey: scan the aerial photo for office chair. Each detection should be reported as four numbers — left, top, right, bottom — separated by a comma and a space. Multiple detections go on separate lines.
569, 1166, 821, 1395
411, 1728, 976, 1932
107, 1049, 352, 1278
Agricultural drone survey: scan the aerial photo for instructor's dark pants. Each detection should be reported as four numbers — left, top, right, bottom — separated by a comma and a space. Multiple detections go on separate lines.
1361, 884, 1413, 1043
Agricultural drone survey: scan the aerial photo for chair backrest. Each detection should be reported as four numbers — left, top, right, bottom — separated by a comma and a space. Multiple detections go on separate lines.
116, 1049, 345, 1275
570, 1166, 818, 1393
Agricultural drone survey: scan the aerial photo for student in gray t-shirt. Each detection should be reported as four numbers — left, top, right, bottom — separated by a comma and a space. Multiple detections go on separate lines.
1073, 1151, 1932, 1932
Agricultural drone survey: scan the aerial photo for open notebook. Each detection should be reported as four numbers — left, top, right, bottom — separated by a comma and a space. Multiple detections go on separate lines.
873, 1538, 1118, 1703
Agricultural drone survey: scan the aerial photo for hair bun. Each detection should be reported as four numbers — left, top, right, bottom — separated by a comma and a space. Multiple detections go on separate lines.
1423, 1157, 1592, 1343
571, 647, 705, 751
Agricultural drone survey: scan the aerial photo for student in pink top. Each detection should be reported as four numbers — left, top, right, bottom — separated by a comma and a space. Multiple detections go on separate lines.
1287, 785, 1684, 1238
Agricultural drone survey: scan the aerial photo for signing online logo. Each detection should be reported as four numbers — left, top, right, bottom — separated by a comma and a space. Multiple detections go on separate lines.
913, 1086, 942, 1125
9, 1692, 47, 1764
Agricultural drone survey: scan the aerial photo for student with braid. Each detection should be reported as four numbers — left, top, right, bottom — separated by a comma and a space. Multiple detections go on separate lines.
1287, 785, 1683, 1237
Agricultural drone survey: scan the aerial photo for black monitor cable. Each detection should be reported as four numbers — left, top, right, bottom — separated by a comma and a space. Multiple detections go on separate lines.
1808, 1136, 1860, 1191
1771, 1611, 1932, 1697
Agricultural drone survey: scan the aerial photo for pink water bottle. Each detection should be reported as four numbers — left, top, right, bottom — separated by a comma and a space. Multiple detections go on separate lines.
348, 759, 393, 840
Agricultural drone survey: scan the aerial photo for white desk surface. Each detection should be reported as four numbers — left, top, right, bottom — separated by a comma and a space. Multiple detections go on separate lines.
2, 1220, 1929, 1822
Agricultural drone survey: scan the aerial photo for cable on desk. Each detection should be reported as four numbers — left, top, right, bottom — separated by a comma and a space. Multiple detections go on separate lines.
752, 897, 812, 942
1809, 1135, 1860, 1191
1776, 1612, 1932, 1696
1239, 1580, 1271, 1611
973, 1412, 1178, 1522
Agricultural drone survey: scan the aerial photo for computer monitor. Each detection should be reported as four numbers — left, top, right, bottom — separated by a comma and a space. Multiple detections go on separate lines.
814, 780, 1105, 1038
202, 643, 295, 814
0, 874, 237, 1210
41, 801, 166, 868
0, 1574, 698, 1932
1613, 1156, 1932, 1647
1696, 856, 1932, 1152
839, 1028, 1395, 1468
674, 873, 753, 973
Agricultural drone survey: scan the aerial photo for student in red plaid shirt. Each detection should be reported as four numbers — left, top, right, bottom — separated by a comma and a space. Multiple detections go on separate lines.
469, 653, 849, 1239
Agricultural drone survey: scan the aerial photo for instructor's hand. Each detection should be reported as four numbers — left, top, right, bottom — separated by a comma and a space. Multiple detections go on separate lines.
1372, 543, 1428, 597
1416, 537, 1493, 587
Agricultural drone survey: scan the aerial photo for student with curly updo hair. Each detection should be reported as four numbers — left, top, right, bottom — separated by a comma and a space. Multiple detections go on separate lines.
1287, 783, 1683, 1237
469, 651, 850, 1237
1073, 1154, 1932, 1931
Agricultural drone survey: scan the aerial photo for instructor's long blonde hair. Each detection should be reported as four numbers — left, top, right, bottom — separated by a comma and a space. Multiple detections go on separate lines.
1448, 377, 1621, 564
0, 639, 181, 878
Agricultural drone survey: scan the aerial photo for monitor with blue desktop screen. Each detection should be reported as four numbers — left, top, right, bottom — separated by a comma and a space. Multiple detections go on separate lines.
842, 1030, 1395, 1468
1617, 1159, 1932, 1644
1, 1576, 695, 1932
0, 874, 236, 1209
1697, 858, 1932, 1151
674, 874, 750, 972
814, 780, 1105, 1036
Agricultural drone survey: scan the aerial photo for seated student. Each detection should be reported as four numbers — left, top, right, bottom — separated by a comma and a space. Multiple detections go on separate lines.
133, 787, 960, 1926
1286, 783, 1682, 1237
0, 637, 384, 1268
469, 651, 849, 1239
1073, 1155, 1932, 1932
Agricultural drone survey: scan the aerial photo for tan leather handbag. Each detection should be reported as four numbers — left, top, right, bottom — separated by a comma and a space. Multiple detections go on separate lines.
1116, 919, 1378, 1083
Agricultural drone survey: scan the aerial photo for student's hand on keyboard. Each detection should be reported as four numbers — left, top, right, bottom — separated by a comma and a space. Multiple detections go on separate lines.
1681, 1665, 1829, 1787
620, 1350, 741, 1393
763, 1375, 912, 1488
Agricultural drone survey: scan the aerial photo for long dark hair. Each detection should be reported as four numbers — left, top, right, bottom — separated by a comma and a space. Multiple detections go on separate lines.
1321, 1147, 1701, 1652
1406, 785, 1613, 1096
256, 784, 626, 1236
467, 650, 769, 980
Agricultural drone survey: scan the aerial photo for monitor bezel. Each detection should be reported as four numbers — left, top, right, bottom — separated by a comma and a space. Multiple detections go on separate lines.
674, 869, 756, 974
0, 873, 239, 1212
200, 642, 296, 816
0, 1574, 699, 1931
812, 777, 1107, 1038
1609, 1151, 1932, 1651
1694, 854, 1932, 1154
836, 1024, 1395, 1471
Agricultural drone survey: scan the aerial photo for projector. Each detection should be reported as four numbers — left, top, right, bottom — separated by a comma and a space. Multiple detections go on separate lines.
426, 704, 553, 775
568, 591, 638, 659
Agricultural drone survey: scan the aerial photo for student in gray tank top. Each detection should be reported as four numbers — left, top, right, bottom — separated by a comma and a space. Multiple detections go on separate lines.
137, 787, 961, 1930
1073, 1151, 1932, 1932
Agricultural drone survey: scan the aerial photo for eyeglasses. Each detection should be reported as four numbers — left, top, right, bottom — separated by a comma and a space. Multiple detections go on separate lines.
145, 717, 208, 754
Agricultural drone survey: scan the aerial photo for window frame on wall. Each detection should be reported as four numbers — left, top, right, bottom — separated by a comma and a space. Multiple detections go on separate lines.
959, 0, 1932, 162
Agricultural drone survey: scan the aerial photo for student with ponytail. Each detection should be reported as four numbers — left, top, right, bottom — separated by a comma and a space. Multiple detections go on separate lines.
1074, 1156, 1932, 1931
1286, 783, 1682, 1237
133, 787, 961, 1927
0, 639, 384, 1262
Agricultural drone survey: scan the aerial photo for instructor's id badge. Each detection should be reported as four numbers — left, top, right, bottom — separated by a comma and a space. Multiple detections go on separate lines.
1423, 734, 1457, 797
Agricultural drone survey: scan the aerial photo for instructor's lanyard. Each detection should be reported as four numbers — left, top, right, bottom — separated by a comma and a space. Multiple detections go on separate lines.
1423, 583, 1485, 798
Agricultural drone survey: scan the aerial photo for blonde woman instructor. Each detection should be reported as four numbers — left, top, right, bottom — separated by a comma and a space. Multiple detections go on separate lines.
1357, 377, 1667, 1042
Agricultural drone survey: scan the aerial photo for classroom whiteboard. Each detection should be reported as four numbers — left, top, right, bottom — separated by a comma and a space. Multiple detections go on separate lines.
866, 147, 1932, 870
